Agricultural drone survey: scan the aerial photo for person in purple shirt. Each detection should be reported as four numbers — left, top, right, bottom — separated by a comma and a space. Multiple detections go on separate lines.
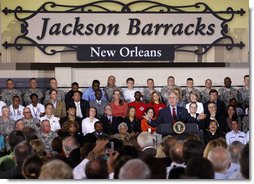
82, 80, 106, 102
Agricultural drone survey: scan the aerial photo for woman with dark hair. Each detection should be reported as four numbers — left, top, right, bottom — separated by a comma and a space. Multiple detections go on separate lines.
147, 91, 166, 117
110, 89, 128, 118
61, 120, 83, 145
225, 105, 240, 133
141, 107, 157, 134
124, 106, 141, 134
22, 155, 43, 179
81, 107, 99, 136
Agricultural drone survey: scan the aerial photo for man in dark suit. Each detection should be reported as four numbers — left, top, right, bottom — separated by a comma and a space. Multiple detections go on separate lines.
92, 121, 108, 138
137, 132, 156, 159
89, 89, 109, 119
145, 91, 190, 128
204, 89, 226, 119
99, 105, 122, 135
65, 82, 83, 108
69, 91, 90, 119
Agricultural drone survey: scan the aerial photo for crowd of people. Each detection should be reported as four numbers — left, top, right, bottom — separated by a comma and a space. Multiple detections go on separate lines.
0, 74, 249, 179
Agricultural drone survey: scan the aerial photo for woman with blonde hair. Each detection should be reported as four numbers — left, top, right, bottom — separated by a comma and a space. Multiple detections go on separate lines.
203, 137, 227, 158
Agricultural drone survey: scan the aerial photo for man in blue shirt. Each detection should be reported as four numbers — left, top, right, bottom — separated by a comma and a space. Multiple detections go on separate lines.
82, 80, 106, 102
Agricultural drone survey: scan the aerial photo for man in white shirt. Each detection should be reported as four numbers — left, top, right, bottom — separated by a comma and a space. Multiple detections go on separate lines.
40, 103, 60, 132
123, 77, 138, 103
226, 120, 246, 145
9, 96, 24, 121
27, 93, 45, 119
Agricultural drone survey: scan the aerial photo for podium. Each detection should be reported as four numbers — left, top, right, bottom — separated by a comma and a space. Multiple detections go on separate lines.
156, 123, 204, 140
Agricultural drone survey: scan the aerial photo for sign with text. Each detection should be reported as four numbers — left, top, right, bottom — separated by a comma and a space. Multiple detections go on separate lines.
2, 0, 246, 61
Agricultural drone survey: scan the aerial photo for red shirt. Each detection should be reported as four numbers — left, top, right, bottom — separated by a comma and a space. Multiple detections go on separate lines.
147, 103, 166, 117
128, 101, 147, 120
141, 118, 156, 134
110, 102, 128, 118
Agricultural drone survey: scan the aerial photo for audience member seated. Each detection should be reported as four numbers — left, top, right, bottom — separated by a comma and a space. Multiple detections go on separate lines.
173, 87, 185, 108
0, 130, 25, 172
167, 140, 185, 178
9, 95, 25, 121
185, 157, 214, 179
22, 155, 43, 179
203, 138, 227, 159
186, 91, 204, 114
65, 82, 83, 108
147, 91, 166, 117
225, 119, 246, 145
123, 77, 138, 103
204, 89, 227, 119
40, 103, 60, 132
44, 78, 65, 103
89, 89, 109, 118
69, 91, 90, 119
104, 75, 122, 103
137, 132, 156, 159
15, 119, 25, 131
218, 77, 239, 107
160, 76, 180, 104
143, 78, 161, 104
111, 122, 131, 143
0, 100, 6, 117
200, 79, 213, 104
237, 75, 249, 109
128, 91, 147, 120
141, 107, 156, 134
0, 141, 32, 179
39, 159, 73, 179
82, 79, 106, 102
226, 141, 244, 178
60, 105, 82, 135
44, 89, 66, 118
61, 120, 83, 145
36, 119, 58, 153
182, 78, 200, 104
1, 79, 22, 106
27, 93, 45, 119
0, 106, 15, 136
182, 139, 204, 164
22, 107, 40, 131
225, 105, 241, 133
207, 147, 231, 179
81, 107, 99, 136
124, 106, 141, 134
23, 78, 44, 106
119, 159, 151, 179
85, 157, 109, 179
99, 105, 122, 135
92, 121, 108, 138
204, 120, 225, 145
110, 89, 128, 118
239, 143, 249, 179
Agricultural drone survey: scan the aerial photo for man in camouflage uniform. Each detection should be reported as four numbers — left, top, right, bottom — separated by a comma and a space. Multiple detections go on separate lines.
21, 107, 40, 132
36, 119, 58, 152
218, 77, 239, 107
44, 78, 65, 104
200, 79, 213, 104
23, 78, 44, 106
1, 79, 22, 106
104, 75, 123, 102
160, 76, 181, 104
182, 78, 200, 104
238, 75, 249, 109
0, 106, 15, 137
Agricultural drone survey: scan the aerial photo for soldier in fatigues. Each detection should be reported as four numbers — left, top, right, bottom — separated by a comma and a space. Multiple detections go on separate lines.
44, 78, 65, 104
36, 119, 58, 152
22, 107, 41, 132
0, 106, 15, 136
200, 79, 213, 104
218, 77, 239, 107
23, 78, 44, 106
160, 76, 181, 104
1, 79, 22, 106
182, 78, 200, 104
238, 75, 249, 109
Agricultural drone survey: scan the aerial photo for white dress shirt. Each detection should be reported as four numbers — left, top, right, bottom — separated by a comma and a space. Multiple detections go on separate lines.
226, 130, 247, 145
0, 101, 6, 116
123, 88, 138, 103
73, 158, 89, 179
40, 115, 60, 132
9, 104, 25, 121
27, 103, 45, 119
81, 117, 99, 135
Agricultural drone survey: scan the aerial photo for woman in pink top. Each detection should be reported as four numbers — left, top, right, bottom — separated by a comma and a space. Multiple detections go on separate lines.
110, 89, 128, 118
147, 91, 166, 117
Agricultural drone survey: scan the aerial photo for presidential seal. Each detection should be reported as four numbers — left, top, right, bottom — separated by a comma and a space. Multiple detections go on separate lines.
173, 121, 185, 134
